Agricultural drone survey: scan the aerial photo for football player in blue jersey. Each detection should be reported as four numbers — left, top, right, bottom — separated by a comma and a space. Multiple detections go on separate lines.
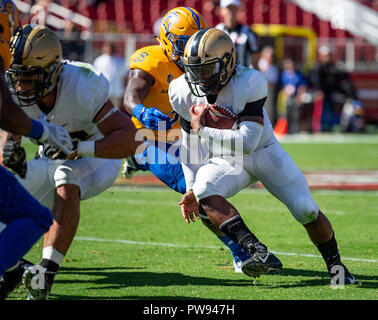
0, 0, 74, 299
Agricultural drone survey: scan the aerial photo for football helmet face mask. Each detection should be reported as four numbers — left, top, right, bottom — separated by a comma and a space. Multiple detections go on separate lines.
158, 7, 206, 69
6, 24, 62, 106
181, 28, 236, 97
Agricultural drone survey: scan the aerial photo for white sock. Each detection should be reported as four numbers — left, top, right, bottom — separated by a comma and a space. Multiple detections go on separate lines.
42, 246, 65, 266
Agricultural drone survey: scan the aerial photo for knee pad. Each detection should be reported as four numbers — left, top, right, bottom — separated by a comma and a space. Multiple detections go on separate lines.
291, 196, 319, 225
54, 164, 75, 185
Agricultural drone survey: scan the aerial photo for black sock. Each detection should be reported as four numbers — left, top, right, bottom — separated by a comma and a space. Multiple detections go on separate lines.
315, 233, 341, 272
40, 259, 59, 285
219, 216, 266, 254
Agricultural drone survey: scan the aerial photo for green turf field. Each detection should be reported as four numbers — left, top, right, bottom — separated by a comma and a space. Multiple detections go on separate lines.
9, 187, 377, 300
7, 136, 377, 300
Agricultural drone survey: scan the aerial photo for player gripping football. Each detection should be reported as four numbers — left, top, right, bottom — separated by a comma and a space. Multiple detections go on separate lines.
169, 28, 355, 284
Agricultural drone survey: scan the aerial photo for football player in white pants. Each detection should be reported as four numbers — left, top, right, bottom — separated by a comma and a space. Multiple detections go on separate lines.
2, 24, 144, 299
168, 28, 355, 284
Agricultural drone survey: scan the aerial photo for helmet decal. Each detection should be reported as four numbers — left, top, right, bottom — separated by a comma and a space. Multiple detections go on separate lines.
161, 12, 178, 34
185, 7, 201, 29
159, 7, 207, 68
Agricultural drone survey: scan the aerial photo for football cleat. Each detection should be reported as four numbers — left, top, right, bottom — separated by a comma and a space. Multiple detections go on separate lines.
122, 156, 139, 179
232, 248, 252, 273
22, 265, 53, 300
0, 259, 33, 300
241, 244, 283, 278
329, 263, 356, 285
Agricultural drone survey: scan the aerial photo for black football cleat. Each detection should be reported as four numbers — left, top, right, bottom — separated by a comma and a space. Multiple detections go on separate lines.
0, 259, 33, 300
241, 243, 283, 278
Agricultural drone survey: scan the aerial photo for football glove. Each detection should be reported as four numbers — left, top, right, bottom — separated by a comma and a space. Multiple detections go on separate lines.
43, 140, 94, 160
132, 104, 172, 130
43, 143, 68, 160
2, 140, 27, 178
35, 114, 73, 156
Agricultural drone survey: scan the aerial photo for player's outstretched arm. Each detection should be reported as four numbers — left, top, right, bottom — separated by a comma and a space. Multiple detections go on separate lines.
123, 69, 171, 130
68, 99, 145, 159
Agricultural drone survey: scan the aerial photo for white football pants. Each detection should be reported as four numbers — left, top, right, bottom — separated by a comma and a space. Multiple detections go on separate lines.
192, 136, 319, 225
17, 156, 121, 210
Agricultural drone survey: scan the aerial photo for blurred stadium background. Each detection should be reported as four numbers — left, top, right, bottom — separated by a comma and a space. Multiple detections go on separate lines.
12, 0, 378, 132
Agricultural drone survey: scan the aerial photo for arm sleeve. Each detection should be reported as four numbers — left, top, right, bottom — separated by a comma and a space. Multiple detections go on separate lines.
198, 121, 264, 155
179, 127, 203, 191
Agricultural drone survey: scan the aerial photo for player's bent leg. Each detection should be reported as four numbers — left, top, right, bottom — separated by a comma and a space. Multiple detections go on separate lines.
44, 184, 81, 256
193, 159, 282, 277
132, 142, 256, 273
23, 183, 81, 300
304, 212, 355, 285
200, 197, 282, 278
24, 158, 121, 300
199, 206, 252, 273
131, 140, 254, 270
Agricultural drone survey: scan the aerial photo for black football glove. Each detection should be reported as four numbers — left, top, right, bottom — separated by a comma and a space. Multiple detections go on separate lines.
2, 140, 27, 178
43, 144, 69, 160
43, 141, 79, 160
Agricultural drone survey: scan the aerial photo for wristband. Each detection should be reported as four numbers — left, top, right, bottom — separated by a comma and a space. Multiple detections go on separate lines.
77, 141, 96, 157
26, 119, 44, 140
132, 104, 145, 120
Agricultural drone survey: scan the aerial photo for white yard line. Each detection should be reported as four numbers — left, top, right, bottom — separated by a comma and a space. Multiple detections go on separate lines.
75, 236, 377, 263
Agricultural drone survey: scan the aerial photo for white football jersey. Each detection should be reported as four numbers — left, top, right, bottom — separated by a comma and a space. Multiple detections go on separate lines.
168, 64, 274, 148
20, 60, 110, 143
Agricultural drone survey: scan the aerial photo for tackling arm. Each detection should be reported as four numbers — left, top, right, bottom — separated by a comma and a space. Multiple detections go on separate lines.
123, 68, 171, 130
123, 68, 154, 114
70, 99, 146, 159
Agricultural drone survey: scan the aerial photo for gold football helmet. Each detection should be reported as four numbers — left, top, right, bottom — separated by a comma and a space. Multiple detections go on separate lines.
181, 28, 236, 97
158, 7, 206, 68
0, 0, 19, 69
7, 24, 62, 106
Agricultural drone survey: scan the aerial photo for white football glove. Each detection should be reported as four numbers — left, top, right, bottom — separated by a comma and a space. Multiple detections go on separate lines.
36, 114, 73, 155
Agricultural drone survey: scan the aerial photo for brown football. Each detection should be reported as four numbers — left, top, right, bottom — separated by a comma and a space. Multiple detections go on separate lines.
192, 104, 236, 129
